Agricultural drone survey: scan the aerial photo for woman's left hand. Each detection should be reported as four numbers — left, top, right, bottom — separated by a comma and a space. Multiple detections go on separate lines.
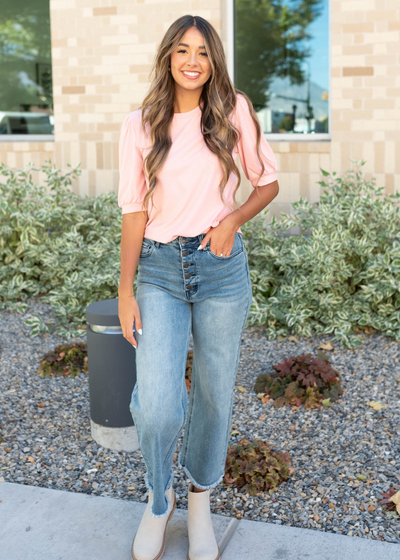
198, 215, 239, 257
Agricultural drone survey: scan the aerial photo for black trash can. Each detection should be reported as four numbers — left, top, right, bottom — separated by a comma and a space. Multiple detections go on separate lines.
86, 297, 139, 452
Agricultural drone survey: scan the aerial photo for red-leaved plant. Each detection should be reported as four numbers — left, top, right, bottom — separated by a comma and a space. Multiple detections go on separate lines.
379, 488, 400, 517
223, 438, 293, 496
254, 352, 343, 409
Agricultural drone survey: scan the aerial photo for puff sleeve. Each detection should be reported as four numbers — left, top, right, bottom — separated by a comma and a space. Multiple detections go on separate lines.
235, 94, 278, 187
118, 113, 148, 214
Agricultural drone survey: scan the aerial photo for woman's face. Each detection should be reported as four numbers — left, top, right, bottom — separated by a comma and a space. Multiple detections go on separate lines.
170, 27, 212, 94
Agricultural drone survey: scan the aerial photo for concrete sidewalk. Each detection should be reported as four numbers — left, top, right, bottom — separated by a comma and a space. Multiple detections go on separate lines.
0, 481, 398, 560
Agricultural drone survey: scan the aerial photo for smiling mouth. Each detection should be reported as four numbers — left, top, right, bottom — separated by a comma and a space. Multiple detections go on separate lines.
182, 70, 201, 79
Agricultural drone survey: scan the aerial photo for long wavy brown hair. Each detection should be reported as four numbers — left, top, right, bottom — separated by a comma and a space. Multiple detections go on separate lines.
138, 14, 267, 217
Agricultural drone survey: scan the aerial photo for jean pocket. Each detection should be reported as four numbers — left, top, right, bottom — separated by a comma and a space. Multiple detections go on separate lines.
139, 238, 155, 259
205, 232, 244, 260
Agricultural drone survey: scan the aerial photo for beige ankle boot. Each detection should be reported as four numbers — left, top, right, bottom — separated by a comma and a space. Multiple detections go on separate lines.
131, 484, 176, 560
187, 483, 220, 560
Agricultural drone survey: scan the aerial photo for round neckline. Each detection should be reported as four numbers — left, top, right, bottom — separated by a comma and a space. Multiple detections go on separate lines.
173, 102, 203, 119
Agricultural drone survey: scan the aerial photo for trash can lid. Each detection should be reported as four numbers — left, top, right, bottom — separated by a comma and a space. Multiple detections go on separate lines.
86, 298, 121, 326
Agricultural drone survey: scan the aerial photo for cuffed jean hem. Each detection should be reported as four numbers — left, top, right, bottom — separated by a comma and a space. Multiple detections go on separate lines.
144, 470, 175, 519
178, 450, 225, 490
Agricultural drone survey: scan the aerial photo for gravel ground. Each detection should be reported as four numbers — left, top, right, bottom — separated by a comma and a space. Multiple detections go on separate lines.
1, 297, 400, 544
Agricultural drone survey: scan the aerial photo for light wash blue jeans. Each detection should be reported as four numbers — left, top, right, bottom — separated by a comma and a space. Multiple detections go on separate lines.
130, 231, 252, 518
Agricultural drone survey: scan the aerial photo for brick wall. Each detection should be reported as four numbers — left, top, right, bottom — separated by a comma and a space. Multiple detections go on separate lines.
0, 0, 398, 219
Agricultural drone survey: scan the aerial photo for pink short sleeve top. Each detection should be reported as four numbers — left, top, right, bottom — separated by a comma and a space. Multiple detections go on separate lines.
118, 93, 278, 243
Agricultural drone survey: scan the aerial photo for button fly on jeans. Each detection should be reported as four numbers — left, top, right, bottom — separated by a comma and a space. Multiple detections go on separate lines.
183, 263, 189, 268
182, 251, 189, 256
185, 273, 191, 279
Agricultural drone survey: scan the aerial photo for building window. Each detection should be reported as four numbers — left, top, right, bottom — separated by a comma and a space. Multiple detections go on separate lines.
234, 0, 329, 137
0, 1, 53, 137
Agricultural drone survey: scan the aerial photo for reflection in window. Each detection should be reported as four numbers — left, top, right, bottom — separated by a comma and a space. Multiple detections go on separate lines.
234, 0, 329, 134
0, 1, 53, 135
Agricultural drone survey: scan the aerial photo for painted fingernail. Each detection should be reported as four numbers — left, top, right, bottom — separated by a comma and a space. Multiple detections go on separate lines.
132, 344, 137, 350
138, 328, 143, 335
197, 245, 202, 250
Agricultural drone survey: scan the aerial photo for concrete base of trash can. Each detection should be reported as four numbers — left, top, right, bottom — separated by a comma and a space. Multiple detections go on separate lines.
90, 419, 140, 452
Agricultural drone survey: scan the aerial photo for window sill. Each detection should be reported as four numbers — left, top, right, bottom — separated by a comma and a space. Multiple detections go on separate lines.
263, 133, 330, 142
0, 135, 55, 142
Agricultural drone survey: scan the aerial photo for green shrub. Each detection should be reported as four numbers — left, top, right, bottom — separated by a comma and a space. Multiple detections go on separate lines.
241, 159, 400, 348
1, 159, 399, 347
254, 351, 343, 409
223, 437, 292, 496
0, 160, 122, 338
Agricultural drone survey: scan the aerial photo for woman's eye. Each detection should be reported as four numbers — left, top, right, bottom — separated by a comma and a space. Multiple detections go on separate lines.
176, 49, 208, 56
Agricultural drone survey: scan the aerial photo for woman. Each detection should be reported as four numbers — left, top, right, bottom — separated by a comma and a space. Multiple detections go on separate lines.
118, 14, 279, 560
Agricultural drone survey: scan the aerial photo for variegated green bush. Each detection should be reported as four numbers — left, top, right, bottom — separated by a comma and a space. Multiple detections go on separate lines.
242, 159, 400, 349
1, 159, 399, 348
0, 160, 123, 338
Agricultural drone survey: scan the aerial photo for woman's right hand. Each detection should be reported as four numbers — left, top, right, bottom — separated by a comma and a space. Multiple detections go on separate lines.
118, 295, 143, 349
